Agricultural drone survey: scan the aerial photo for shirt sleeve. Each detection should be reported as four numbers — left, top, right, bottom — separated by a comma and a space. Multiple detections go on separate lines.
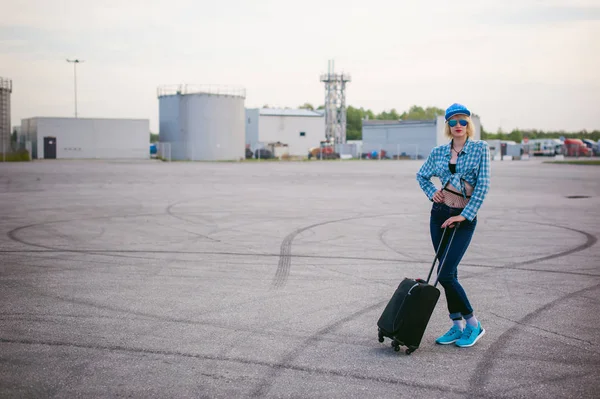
416, 150, 438, 201
461, 142, 491, 221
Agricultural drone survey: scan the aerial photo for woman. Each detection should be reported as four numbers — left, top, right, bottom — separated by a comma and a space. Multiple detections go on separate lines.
416, 103, 490, 348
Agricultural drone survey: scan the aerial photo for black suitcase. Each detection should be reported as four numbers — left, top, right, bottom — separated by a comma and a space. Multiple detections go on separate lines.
377, 225, 459, 355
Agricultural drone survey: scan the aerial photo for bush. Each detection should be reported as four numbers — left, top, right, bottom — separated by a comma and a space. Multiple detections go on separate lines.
1, 150, 31, 162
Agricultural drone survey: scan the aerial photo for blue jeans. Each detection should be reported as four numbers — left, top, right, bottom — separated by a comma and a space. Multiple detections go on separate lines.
430, 202, 477, 320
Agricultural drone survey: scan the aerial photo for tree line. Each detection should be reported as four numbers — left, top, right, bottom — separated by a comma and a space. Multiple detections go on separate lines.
298, 103, 600, 142
481, 128, 600, 142
148, 104, 599, 143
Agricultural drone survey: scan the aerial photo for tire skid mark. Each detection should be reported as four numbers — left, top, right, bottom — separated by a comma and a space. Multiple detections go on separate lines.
5, 215, 599, 278
487, 311, 596, 348
0, 337, 469, 395
5, 252, 149, 267
498, 371, 598, 398
469, 283, 600, 395
6, 214, 213, 266
266, 214, 599, 395
250, 300, 460, 398
0, 248, 415, 264
378, 225, 420, 261
7, 280, 386, 344
6, 209, 599, 396
272, 213, 409, 289
0, 312, 384, 349
2, 249, 599, 279
487, 218, 598, 269
454, 220, 599, 282
0, 312, 154, 322
273, 214, 599, 289
6, 212, 164, 250
458, 219, 600, 396
165, 200, 220, 242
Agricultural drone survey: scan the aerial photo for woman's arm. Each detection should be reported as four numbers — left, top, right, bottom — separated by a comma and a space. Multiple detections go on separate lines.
460, 142, 491, 221
416, 151, 438, 201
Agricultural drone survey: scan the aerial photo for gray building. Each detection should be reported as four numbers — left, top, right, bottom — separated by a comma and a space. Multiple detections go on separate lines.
362, 116, 481, 159
158, 85, 246, 161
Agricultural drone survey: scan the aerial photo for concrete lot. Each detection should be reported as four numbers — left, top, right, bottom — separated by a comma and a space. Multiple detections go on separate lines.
1, 158, 599, 398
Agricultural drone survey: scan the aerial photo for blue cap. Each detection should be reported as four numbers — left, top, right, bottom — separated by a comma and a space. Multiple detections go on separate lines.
445, 103, 471, 121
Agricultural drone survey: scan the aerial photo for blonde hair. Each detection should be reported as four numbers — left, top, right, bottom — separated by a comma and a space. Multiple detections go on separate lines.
444, 115, 475, 139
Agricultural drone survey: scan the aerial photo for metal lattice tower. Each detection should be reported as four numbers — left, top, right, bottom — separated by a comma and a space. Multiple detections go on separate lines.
0, 77, 12, 157
320, 60, 351, 144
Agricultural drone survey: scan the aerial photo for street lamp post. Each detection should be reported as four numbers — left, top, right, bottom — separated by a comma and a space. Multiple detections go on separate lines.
66, 59, 84, 118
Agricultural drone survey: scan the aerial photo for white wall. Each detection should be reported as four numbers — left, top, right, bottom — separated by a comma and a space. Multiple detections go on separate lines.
245, 109, 260, 146
436, 116, 446, 148
158, 95, 180, 148
20, 118, 38, 158
257, 115, 325, 156
26, 118, 149, 159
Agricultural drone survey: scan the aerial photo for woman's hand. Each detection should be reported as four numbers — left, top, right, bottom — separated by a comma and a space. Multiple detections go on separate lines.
442, 215, 466, 228
432, 190, 445, 203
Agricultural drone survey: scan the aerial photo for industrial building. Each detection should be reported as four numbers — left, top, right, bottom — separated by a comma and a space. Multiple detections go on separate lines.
158, 85, 246, 161
19, 117, 149, 159
362, 116, 481, 159
245, 108, 326, 157
0, 77, 12, 157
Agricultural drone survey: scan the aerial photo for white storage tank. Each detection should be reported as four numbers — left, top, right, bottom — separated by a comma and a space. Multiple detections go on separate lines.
157, 85, 246, 161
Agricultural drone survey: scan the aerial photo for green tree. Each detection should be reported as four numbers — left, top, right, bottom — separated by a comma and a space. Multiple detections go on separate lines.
345, 106, 378, 140
377, 108, 401, 120
507, 129, 523, 143
298, 103, 315, 110
399, 105, 445, 120
346, 106, 363, 140
480, 124, 489, 140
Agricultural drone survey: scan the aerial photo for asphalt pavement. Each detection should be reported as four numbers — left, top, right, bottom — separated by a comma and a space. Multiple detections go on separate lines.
1, 158, 599, 398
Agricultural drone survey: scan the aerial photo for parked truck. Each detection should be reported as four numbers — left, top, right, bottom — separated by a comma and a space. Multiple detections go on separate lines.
308, 140, 340, 159
563, 139, 590, 157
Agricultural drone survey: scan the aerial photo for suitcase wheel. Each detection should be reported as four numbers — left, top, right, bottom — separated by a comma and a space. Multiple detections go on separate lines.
378, 330, 384, 343
405, 348, 416, 355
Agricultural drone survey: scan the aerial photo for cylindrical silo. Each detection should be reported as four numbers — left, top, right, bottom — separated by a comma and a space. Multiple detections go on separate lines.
157, 85, 246, 161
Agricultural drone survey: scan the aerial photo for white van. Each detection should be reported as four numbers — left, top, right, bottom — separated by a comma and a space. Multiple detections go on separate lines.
525, 139, 562, 156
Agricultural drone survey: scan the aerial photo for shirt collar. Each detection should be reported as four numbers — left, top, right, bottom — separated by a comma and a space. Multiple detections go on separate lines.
448, 138, 472, 156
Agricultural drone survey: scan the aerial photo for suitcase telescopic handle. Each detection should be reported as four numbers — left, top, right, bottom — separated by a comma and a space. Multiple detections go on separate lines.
425, 224, 460, 287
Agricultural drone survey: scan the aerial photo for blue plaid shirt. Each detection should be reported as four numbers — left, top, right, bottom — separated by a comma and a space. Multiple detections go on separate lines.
416, 139, 491, 221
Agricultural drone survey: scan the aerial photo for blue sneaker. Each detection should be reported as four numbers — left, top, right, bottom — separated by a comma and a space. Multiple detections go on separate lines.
435, 325, 463, 345
455, 322, 485, 348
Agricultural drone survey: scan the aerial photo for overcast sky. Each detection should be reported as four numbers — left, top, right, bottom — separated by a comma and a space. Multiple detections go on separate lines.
2, 0, 599, 133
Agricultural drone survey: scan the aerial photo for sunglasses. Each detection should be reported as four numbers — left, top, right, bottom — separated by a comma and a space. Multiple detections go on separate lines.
448, 119, 468, 127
